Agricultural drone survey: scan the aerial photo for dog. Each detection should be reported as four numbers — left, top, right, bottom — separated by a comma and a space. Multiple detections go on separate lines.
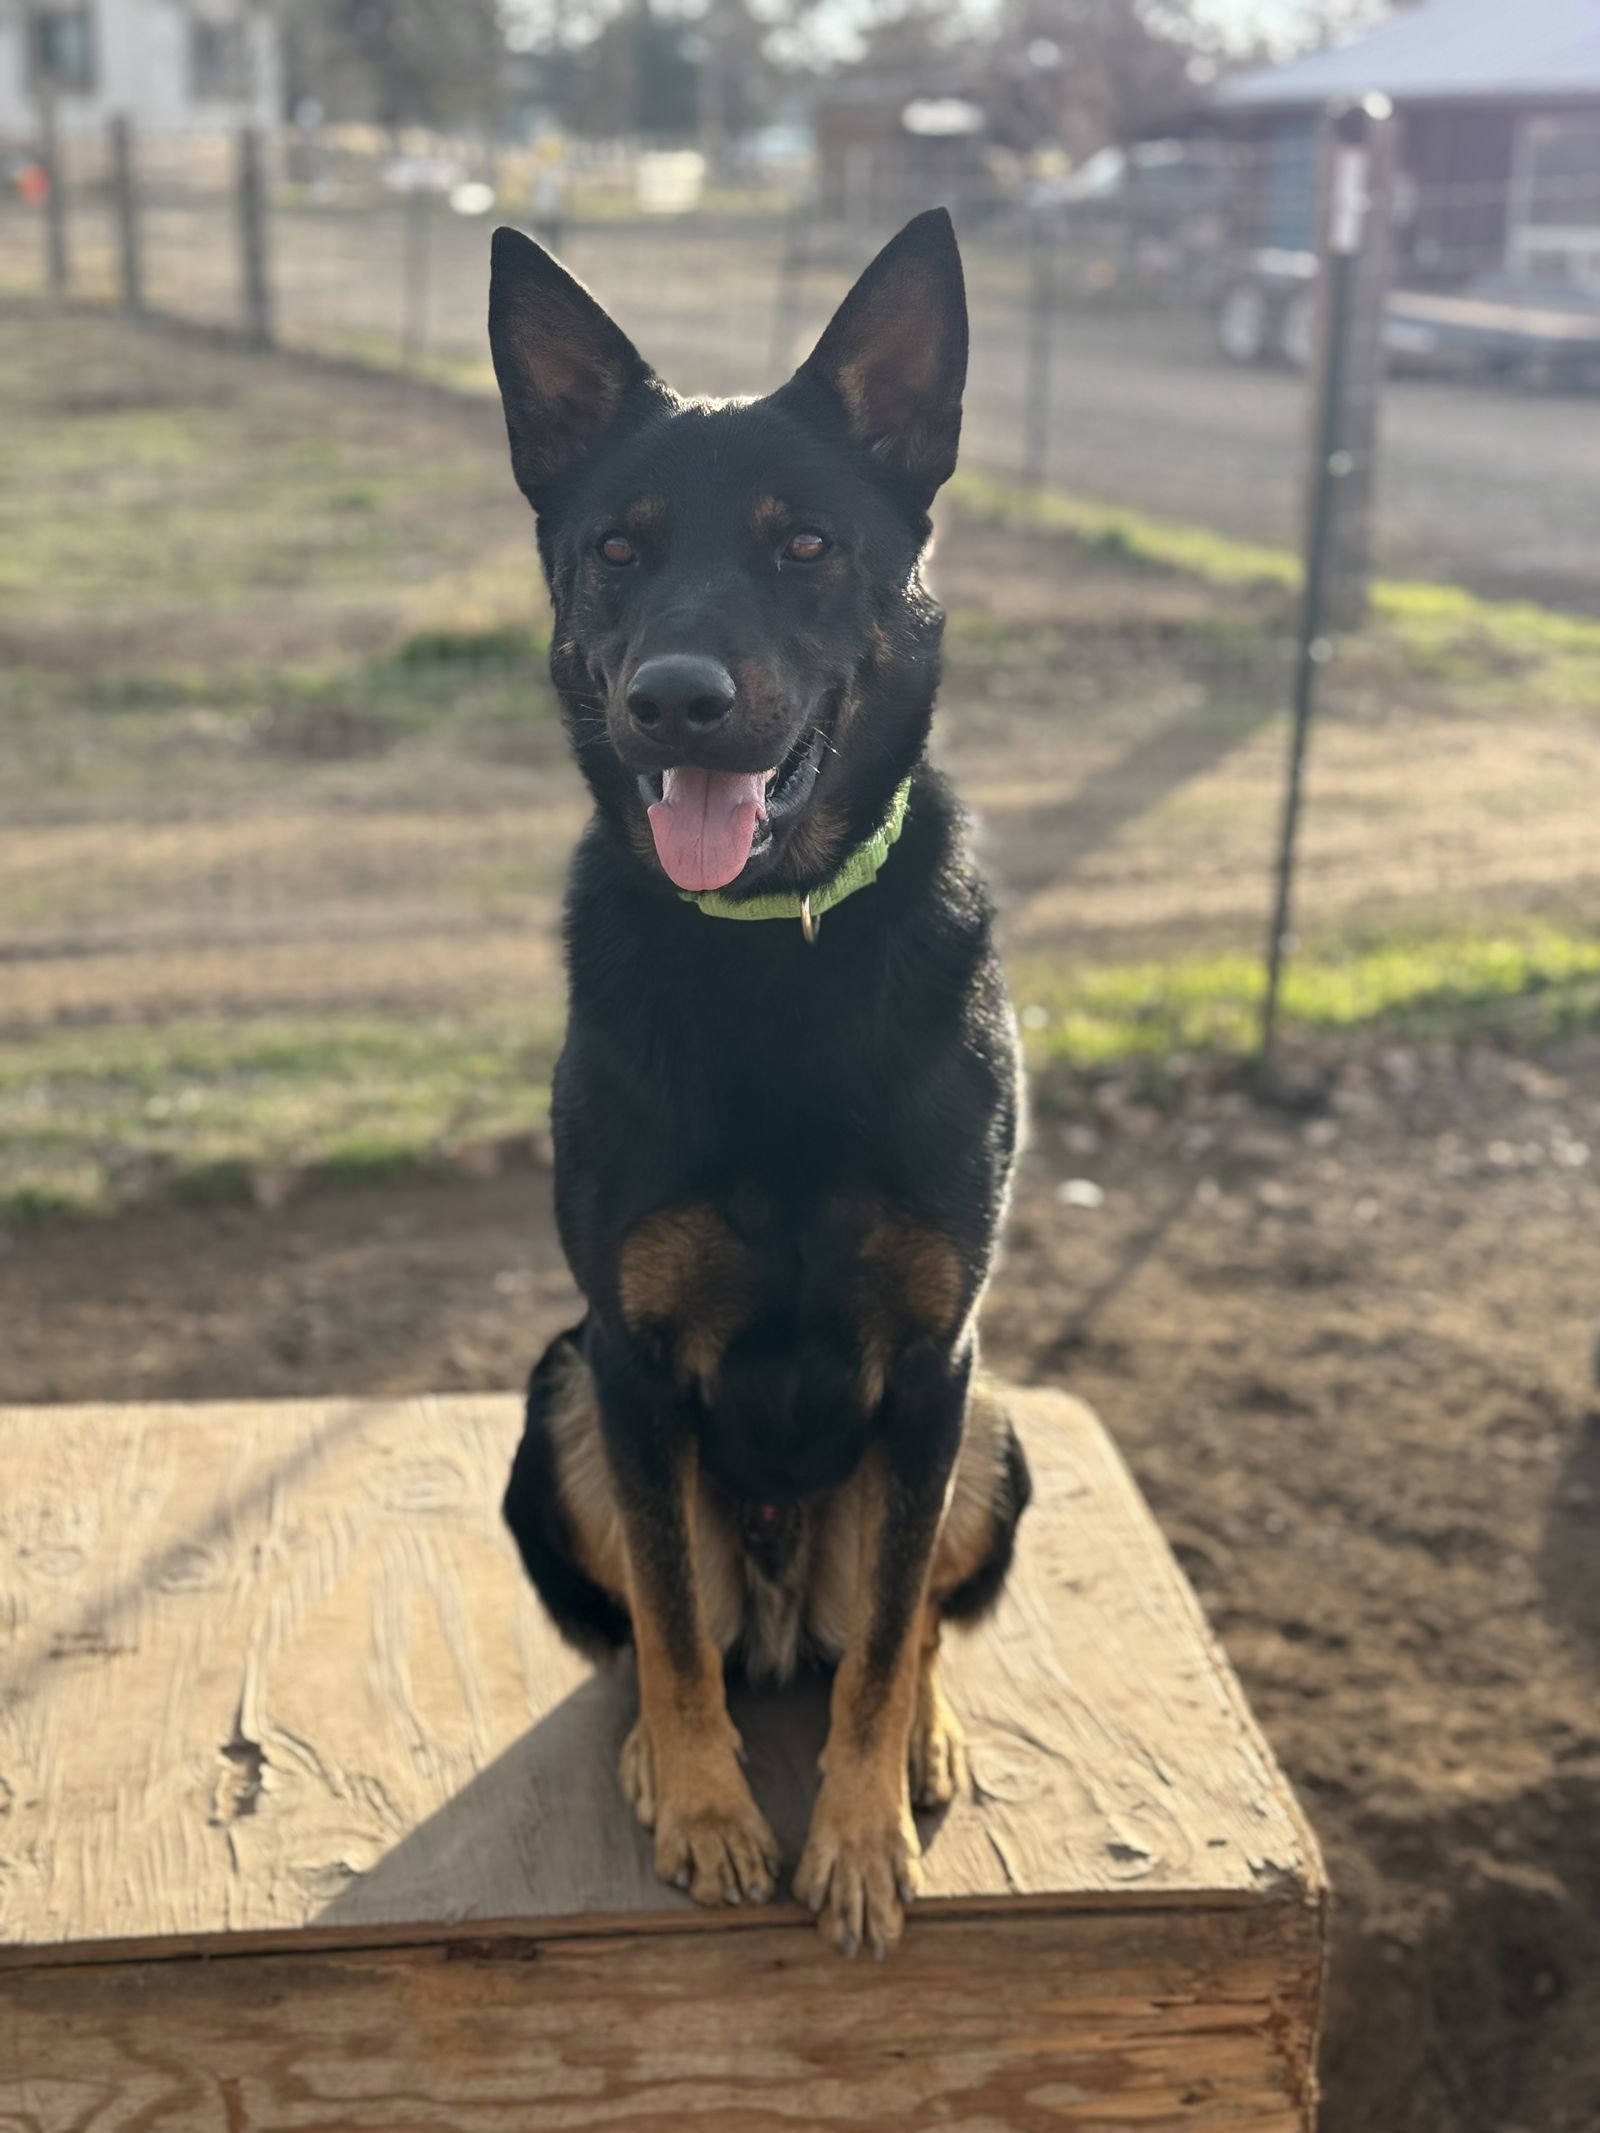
489, 208, 1030, 1960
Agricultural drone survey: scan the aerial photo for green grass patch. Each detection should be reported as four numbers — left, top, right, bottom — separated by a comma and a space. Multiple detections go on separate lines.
395, 622, 545, 667
0, 1010, 561, 1220
0, 309, 558, 813
950, 469, 1300, 592
1014, 923, 1600, 1086
951, 472, 1600, 704
8, 926, 1597, 1221
1368, 578, 1600, 698
943, 608, 1071, 669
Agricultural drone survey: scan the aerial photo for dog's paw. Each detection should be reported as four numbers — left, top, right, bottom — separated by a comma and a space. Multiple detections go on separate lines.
793, 1781, 923, 1959
619, 1719, 779, 1907
655, 1793, 780, 1908
908, 1687, 969, 1810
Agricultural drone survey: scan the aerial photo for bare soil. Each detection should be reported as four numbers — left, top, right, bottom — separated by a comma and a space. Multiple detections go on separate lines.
5, 1030, 1598, 2133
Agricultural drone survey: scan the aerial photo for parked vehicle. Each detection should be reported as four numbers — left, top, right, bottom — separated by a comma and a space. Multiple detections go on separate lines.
1213, 250, 1317, 366
1385, 273, 1600, 390
1028, 139, 1228, 291
1215, 254, 1600, 390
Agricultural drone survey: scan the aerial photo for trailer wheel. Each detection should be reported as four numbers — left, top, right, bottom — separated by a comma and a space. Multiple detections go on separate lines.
1215, 279, 1273, 364
1277, 286, 1316, 371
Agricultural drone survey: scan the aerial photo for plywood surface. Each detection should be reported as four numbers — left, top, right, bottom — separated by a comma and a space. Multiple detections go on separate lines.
0, 1387, 1323, 1965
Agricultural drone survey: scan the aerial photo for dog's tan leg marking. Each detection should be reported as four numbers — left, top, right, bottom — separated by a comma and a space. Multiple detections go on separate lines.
907, 1375, 1015, 1807
544, 1340, 745, 1652
544, 1340, 630, 1597
806, 1381, 1013, 1828
794, 1455, 933, 1957
616, 1440, 777, 1908
907, 1605, 968, 1809
614, 1199, 772, 1897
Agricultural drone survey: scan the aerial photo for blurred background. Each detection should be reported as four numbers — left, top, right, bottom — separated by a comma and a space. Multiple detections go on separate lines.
2, 4, 1599, 2128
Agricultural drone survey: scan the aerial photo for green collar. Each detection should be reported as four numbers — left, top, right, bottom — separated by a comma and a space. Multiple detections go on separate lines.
679, 777, 912, 940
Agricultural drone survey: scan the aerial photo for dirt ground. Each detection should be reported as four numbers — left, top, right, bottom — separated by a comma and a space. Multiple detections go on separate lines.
5, 1029, 1598, 2133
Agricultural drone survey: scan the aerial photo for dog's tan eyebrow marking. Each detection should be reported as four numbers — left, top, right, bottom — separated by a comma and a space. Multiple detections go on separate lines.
751, 494, 789, 536
624, 494, 666, 535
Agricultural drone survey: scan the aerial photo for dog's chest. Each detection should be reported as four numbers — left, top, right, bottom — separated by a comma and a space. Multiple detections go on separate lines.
612, 1185, 970, 1507
618, 1192, 966, 1388
698, 1487, 863, 1685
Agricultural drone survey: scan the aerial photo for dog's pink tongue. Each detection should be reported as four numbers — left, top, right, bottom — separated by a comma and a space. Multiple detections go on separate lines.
648, 766, 764, 891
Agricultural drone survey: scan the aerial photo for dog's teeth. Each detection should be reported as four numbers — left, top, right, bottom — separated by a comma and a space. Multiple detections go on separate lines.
764, 768, 779, 786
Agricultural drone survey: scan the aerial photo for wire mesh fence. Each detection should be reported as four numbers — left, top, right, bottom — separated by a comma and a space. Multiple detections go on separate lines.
3, 115, 1599, 1215
8, 122, 1600, 541
6, 117, 1600, 602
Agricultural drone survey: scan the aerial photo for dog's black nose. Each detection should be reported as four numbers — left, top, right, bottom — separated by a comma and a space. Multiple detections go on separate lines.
626, 656, 736, 743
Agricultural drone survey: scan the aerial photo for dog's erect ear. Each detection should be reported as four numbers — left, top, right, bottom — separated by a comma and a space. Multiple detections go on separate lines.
488, 226, 656, 500
790, 208, 966, 502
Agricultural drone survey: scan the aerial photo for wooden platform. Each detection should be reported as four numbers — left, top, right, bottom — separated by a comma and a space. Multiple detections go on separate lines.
0, 1387, 1326, 2129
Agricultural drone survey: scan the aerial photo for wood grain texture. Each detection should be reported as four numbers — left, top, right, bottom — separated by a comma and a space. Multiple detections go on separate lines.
1, 1910, 1320, 2132
0, 1388, 1323, 1962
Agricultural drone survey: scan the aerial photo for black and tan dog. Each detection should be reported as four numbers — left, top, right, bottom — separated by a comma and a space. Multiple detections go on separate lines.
490, 209, 1030, 1959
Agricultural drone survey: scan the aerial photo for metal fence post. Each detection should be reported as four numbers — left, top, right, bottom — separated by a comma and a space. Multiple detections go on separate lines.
1308, 104, 1396, 631
767, 189, 811, 376
237, 123, 274, 346
1259, 96, 1394, 1066
109, 112, 143, 314
1022, 205, 1058, 489
38, 83, 70, 296
402, 185, 432, 371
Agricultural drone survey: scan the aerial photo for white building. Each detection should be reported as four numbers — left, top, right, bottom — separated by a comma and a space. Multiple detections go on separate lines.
0, 0, 280, 138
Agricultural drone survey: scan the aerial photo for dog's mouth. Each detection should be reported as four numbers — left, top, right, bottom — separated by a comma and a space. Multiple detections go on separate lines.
637, 725, 827, 893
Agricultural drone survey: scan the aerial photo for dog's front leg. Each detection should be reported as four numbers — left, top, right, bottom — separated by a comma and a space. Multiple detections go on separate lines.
599, 1360, 779, 1908
796, 1348, 968, 1957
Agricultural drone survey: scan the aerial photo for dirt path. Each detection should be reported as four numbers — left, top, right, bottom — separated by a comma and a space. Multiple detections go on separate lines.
6, 1030, 1598, 2132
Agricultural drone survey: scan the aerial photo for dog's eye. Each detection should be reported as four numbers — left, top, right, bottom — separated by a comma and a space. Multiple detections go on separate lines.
784, 531, 828, 563
598, 533, 636, 567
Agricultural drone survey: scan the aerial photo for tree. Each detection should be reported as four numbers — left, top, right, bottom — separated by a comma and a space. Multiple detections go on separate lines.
984, 0, 1216, 159
281, 0, 509, 132
1286, 0, 1398, 51
566, 0, 703, 136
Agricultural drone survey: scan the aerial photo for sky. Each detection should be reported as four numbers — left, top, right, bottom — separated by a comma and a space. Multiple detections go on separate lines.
504, 0, 1387, 69
1197, 0, 1303, 29
1194, 0, 1393, 56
